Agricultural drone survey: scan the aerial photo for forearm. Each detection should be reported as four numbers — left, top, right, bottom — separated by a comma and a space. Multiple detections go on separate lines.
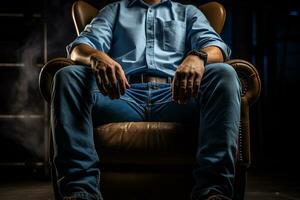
70, 44, 105, 66
201, 46, 224, 64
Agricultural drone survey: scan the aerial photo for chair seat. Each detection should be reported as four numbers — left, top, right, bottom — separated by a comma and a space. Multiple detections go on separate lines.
94, 122, 197, 166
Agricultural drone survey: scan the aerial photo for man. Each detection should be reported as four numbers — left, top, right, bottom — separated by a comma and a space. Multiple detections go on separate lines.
51, 0, 241, 199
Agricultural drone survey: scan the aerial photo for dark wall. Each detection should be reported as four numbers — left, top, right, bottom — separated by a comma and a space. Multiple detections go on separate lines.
231, 1, 300, 172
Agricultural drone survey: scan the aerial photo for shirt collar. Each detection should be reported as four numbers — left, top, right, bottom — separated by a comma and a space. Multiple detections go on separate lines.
127, 0, 172, 8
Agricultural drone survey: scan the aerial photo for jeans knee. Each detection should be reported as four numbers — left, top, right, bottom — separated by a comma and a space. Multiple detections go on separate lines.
52, 65, 86, 90
207, 63, 241, 94
54, 65, 85, 82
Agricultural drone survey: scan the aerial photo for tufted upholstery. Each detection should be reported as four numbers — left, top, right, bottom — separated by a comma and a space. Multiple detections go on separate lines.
39, 1, 261, 200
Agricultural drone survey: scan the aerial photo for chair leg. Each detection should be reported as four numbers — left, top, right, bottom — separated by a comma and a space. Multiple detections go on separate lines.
233, 164, 247, 200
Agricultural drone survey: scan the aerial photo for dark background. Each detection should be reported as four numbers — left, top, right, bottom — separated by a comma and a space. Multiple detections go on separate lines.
0, 0, 299, 177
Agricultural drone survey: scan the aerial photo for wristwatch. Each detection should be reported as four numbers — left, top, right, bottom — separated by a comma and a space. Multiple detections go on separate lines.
187, 49, 208, 65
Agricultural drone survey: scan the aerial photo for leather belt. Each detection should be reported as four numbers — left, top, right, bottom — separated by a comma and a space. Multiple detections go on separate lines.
128, 74, 173, 84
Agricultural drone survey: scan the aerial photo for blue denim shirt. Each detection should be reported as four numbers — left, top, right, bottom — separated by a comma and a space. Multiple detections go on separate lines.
66, 0, 231, 77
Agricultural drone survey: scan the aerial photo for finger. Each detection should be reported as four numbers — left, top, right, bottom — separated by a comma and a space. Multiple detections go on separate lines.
121, 68, 130, 89
90, 58, 98, 72
186, 72, 195, 101
98, 67, 114, 98
178, 71, 188, 104
192, 74, 202, 98
115, 64, 130, 90
106, 66, 120, 99
125, 77, 130, 89
115, 67, 127, 95
116, 72, 126, 95
95, 73, 108, 96
172, 72, 179, 102
121, 70, 130, 89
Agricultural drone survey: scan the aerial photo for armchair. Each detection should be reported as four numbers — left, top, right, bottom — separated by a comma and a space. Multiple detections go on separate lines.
39, 1, 261, 200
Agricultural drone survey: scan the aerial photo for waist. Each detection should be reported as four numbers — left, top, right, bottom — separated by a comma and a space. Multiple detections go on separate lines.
127, 74, 173, 84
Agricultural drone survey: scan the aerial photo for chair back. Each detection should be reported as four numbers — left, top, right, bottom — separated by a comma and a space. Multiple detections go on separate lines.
199, 2, 226, 34
72, 0, 226, 36
72, 0, 98, 35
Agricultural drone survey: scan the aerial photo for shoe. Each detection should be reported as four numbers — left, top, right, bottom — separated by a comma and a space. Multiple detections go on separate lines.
206, 194, 231, 200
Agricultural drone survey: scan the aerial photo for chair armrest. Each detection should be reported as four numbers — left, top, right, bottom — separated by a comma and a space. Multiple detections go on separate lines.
39, 57, 75, 103
39, 58, 261, 106
226, 59, 261, 167
226, 59, 261, 105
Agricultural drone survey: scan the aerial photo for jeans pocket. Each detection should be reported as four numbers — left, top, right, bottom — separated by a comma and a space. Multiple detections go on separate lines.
163, 20, 186, 52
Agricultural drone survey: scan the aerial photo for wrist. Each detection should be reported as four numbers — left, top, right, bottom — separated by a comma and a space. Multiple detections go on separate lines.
181, 55, 205, 73
90, 52, 103, 64
186, 54, 204, 65
186, 49, 208, 66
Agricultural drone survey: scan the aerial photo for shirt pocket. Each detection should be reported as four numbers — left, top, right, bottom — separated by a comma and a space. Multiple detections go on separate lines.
163, 20, 186, 53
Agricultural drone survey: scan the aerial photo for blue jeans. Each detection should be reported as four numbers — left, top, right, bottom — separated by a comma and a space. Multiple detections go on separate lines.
51, 63, 241, 200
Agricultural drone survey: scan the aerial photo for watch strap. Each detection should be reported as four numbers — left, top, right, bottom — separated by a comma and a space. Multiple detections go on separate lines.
187, 49, 208, 65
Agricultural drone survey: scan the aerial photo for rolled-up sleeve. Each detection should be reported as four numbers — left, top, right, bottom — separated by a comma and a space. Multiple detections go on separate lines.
66, 3, 117, 56
186, 5, 231, 60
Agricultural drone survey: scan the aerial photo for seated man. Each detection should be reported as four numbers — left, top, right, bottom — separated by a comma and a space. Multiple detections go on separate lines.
51, 0, 241, 199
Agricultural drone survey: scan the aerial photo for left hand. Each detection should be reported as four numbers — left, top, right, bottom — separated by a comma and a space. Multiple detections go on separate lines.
172, 55, 205, 104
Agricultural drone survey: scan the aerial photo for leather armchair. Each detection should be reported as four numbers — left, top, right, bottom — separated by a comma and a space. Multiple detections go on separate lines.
39, 1, 261, 200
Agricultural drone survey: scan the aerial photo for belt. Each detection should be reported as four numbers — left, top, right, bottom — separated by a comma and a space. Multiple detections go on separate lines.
128, 74, 173, 84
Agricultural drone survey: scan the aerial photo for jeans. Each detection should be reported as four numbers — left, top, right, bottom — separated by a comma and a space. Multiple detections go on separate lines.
51, 63, 241, 200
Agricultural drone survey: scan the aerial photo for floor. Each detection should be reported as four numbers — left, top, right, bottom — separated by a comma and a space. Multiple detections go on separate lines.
0, 167, 299, 200
245, 169, 300, 200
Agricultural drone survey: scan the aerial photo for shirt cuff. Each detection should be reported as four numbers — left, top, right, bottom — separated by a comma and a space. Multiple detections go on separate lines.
66, 36, 97, 57
202, 41, 231, 61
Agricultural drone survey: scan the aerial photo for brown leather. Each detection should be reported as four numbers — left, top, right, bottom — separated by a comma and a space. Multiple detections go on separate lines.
94, 122, 196, 165
72, 1, 226, 35
240, 98, 251, 166
199, 2, 226, 34
93, 113, 251, 167
39, 58, 75, 103
226, 59, 261, 105
72, 1, 98, 36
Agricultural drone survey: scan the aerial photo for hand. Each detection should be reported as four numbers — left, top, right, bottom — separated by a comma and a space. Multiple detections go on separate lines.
90, 52, 130, 99
172, 55, 205, 104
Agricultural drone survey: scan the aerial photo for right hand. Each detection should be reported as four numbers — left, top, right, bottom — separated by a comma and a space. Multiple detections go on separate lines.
90, 52, 130, 99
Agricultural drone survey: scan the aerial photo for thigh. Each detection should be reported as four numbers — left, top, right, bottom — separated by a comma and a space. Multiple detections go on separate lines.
56, 65, 145, 126
150, 63, 239, 124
